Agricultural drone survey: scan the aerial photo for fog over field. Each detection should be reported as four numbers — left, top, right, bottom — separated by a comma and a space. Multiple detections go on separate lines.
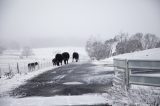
0, 0, 160, 48
1, 1, 160, 105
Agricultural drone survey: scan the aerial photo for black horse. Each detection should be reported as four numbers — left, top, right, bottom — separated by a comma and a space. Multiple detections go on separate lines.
55, 53, 63, 66
72, 52, 79, 62
62, 52, 70, 64
28, 62, 39, 71
52, 58, 57, 66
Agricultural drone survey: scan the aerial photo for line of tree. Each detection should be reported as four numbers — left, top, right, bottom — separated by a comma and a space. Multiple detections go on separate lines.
85, 32, 160, 60
0, 44, 34, 58
0, 39, 34, 58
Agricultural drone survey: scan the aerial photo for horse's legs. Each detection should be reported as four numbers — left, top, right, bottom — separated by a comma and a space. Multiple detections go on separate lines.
57, 62, 59, 66
61, 61, 62, 65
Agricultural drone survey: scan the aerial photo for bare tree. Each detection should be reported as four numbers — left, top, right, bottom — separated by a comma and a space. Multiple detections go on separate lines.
85, 37, 96, 59
104, 39, 116, 57
86, 32, 160, 59
114, 32, 129, 42
156, 41, 160, 48
126, 33, 143, 52
116, 41, 127, 54
142, 33, 159, 49
130, 33, 143, 41
85, 37, 107, 60
91, 41, 107, 60
126, 39, 143, 52
21, 46, 34, 58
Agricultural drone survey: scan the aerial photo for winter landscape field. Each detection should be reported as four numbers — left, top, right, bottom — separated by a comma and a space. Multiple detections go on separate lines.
0, 47, 160, 106
0, 47, 89, 76
1, 0, 160, 106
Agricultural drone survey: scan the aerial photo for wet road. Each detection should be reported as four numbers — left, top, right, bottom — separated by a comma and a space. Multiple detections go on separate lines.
9, 62, 114, 106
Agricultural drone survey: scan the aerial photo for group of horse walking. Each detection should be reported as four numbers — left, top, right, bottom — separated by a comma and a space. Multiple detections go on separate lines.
27, 52, 79, 71
52, 52, 79, 66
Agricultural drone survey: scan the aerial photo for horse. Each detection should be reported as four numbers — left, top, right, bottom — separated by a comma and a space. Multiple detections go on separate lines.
55, 54, 63, 66
72, 52, 79, 62
28, 62, 39, 71
52, 58, 57, 66
62, 52, 70, 64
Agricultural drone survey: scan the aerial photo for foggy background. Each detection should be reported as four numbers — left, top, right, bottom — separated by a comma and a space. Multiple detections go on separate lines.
0, 0, 160, 48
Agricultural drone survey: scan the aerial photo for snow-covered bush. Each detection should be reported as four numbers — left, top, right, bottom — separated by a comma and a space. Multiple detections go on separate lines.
142, 33, 159, 50
105, 82, 160, 106
86, 39, 108, 60
104, 39, 116, 57
85, 32, 160, 60
116, 41, 128, 54
156, 41, 160, 48
116, 39, 143, 54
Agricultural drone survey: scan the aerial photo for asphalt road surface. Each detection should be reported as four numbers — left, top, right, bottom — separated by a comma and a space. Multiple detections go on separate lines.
9, 62, 114, 105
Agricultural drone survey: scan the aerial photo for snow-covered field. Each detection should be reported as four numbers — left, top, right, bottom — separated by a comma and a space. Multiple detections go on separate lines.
0, 47, 160, 106
0, 47, 89, 94
0, 47, 89, 76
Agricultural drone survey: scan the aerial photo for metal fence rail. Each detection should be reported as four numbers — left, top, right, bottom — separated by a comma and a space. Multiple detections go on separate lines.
113, 58, 160, 90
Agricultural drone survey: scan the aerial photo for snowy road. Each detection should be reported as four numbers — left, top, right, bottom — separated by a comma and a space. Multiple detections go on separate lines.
10, 62, 114, 97
2, 62, 114, 105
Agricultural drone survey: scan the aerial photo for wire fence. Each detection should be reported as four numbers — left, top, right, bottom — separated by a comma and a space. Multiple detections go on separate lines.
0, 60, 53, 79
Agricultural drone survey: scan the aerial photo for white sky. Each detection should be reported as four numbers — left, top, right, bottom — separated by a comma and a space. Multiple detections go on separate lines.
0, 0, 160, 48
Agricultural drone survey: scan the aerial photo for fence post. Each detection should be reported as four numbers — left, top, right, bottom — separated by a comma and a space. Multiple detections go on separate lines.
17, 62, 20, 74
8, 64, 13, 78
8, 64, 11, 73
125, 60, 130, 90
0, 68, 1, 78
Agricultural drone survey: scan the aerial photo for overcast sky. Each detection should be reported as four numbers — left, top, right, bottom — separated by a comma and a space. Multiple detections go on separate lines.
0, 0, 160, 48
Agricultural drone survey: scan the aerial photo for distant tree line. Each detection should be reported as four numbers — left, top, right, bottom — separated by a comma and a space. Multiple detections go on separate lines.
85, 33, 160, 60
0, 41, 34, 58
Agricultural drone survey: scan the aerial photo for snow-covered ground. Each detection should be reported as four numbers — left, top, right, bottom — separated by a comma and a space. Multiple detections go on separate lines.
0, 66, 55, 96
0, 94, 107, 106
0, 47, 89, 76
0, 62, 113, 106
0, 47, 160, 106
93, 48, 160, 106
0, 46, 88, 91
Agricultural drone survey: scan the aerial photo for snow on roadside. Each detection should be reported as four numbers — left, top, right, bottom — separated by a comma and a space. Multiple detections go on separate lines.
92, 58, 113, 66
92, 48, 160, 66
0, 66, 56, 96
83, 66, 114, 85
92, 48, 160, 106
107, 48, 160, 63
0, 94, 108, 106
